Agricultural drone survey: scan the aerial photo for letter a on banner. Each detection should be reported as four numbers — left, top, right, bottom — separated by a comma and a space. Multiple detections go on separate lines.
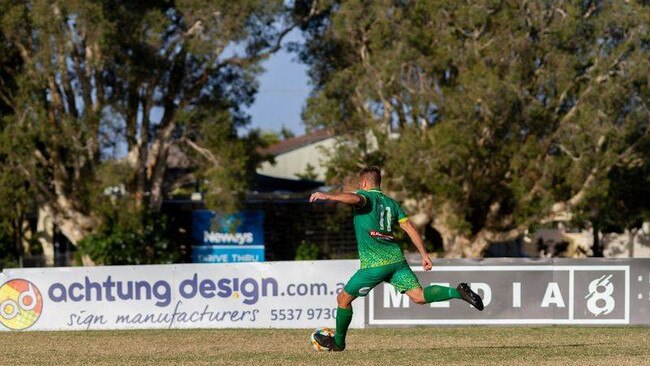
541, 282, 565, 308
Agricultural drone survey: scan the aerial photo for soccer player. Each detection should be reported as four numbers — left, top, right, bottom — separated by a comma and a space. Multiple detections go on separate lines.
309, 167, 484, 351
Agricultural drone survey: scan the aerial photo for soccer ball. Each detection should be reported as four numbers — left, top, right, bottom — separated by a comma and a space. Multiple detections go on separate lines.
310, 327, 335, 352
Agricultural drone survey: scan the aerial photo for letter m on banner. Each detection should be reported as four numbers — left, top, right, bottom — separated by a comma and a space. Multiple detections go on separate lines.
383, 284, 409, 308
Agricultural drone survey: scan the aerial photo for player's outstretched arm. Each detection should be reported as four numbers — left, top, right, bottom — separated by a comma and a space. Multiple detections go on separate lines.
399, 219, 433, 271
309, 192, 363, 206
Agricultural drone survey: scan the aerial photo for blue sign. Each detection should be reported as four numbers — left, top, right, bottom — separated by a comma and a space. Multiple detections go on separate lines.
192, 210, 265, 263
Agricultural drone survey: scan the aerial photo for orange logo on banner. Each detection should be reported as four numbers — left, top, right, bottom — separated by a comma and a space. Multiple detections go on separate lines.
0, 279, 43, 330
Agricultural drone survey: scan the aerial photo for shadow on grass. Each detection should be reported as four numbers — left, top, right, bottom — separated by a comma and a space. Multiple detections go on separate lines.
418, 342, 609, 352
361, 342, 610, 353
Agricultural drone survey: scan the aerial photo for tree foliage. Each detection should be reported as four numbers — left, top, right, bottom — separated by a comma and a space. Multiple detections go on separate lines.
298, 0, 650, 256
0, 13, 28, 267
0, 0, 319, 264
77, 210, 176, 265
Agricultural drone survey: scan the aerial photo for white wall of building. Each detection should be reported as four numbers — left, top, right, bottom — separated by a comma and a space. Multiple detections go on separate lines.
257, 137, 336, 181
530, 223, 650, 258
602, 225, 650, 258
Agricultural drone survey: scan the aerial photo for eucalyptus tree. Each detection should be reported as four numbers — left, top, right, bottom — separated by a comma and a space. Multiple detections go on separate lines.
297, 0, 650, 256
0, 0, 321, 263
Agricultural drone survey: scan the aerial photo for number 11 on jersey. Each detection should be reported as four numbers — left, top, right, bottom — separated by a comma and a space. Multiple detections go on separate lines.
379, 205, 392, 231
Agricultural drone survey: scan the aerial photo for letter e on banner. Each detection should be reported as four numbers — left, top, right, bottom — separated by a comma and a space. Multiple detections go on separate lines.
383, 284, 409, 308
430, 283, 450, 308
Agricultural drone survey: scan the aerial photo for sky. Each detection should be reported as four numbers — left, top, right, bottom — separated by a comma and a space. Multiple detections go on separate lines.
103, 30, 310, 159
245, 30, 311, 136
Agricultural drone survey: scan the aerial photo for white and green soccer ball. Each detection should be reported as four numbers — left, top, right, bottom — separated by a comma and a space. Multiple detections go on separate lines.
310, 327, 335, 352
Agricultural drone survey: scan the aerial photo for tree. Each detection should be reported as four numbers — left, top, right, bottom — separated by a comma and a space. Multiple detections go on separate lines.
575, 141, 650, 256
298, 0, 650, 257
296, 163, 319, 180
280, 125, 296, 140
0, 13, 30, 267
0, 0, 322, 264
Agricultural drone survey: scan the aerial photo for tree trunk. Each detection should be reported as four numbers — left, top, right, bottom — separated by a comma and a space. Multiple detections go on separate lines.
434, 223, 524, 258
439, 233, 490, 258
592, 222, 603, 257
55, 216, 91, 245
36, 206, 55, 267
464, 235, 491, 258
403, 196, 483, 258
54, 215, 95, 266
431, 219, 472, 258
43, 201, 96, 266
147, 119, 176, 211
149, 145, 169, 211
441, 235, 473, 258
404, 195, 526, 258
20, 216, 31, 256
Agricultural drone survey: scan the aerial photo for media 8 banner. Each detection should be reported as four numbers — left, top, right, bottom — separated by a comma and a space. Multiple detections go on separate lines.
368, 258, 650, 326
0, 261, 363, 331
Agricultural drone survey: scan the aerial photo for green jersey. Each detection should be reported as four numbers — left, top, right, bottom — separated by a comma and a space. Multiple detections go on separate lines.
353, 188, 408, 268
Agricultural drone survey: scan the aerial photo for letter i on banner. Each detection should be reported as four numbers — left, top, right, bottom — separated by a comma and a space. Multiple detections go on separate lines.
513, 282, 521, 308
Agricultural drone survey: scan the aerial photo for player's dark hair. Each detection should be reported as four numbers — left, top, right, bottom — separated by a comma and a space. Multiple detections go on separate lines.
358, 166, 381, 186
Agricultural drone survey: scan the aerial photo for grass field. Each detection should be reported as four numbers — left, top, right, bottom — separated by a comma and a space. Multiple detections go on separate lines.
2, 327, 649, 365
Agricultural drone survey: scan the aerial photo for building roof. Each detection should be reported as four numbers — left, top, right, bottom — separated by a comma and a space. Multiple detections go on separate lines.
259, 129, 333, 157
249, 173, 324, 194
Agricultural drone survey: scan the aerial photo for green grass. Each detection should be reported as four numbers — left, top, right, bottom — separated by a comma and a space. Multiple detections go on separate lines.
2, 327, 649, 365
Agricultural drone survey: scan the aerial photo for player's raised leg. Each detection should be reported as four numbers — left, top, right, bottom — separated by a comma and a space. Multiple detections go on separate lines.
455, 283, 484, 310
405, 284, 484, 310
392, 261, 484, 310
405, 285, 460, 304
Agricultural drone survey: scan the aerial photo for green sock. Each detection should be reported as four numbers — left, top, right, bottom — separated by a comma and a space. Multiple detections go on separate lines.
423, 285, 462, 303
334, 307, 353, 348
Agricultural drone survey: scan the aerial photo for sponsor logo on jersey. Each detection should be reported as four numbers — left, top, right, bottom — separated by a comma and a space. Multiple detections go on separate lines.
369, 230, 395, 241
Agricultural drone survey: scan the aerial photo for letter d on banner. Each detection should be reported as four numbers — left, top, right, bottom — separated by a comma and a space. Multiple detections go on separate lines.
470, 283, 491, 307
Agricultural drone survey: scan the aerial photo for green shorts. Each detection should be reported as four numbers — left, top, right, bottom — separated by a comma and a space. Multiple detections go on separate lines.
344, 260, 421, 297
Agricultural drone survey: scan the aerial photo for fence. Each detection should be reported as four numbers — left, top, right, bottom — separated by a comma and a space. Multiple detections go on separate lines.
1, 258, 648, 331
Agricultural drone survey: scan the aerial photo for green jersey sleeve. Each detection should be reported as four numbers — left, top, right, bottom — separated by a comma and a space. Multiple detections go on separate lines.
396, 204, 408, 223
355, 190, 372, 209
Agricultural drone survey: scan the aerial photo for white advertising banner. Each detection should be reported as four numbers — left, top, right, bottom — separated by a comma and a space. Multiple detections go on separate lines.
369, 258, 650, 326
0, 260, 363, 331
